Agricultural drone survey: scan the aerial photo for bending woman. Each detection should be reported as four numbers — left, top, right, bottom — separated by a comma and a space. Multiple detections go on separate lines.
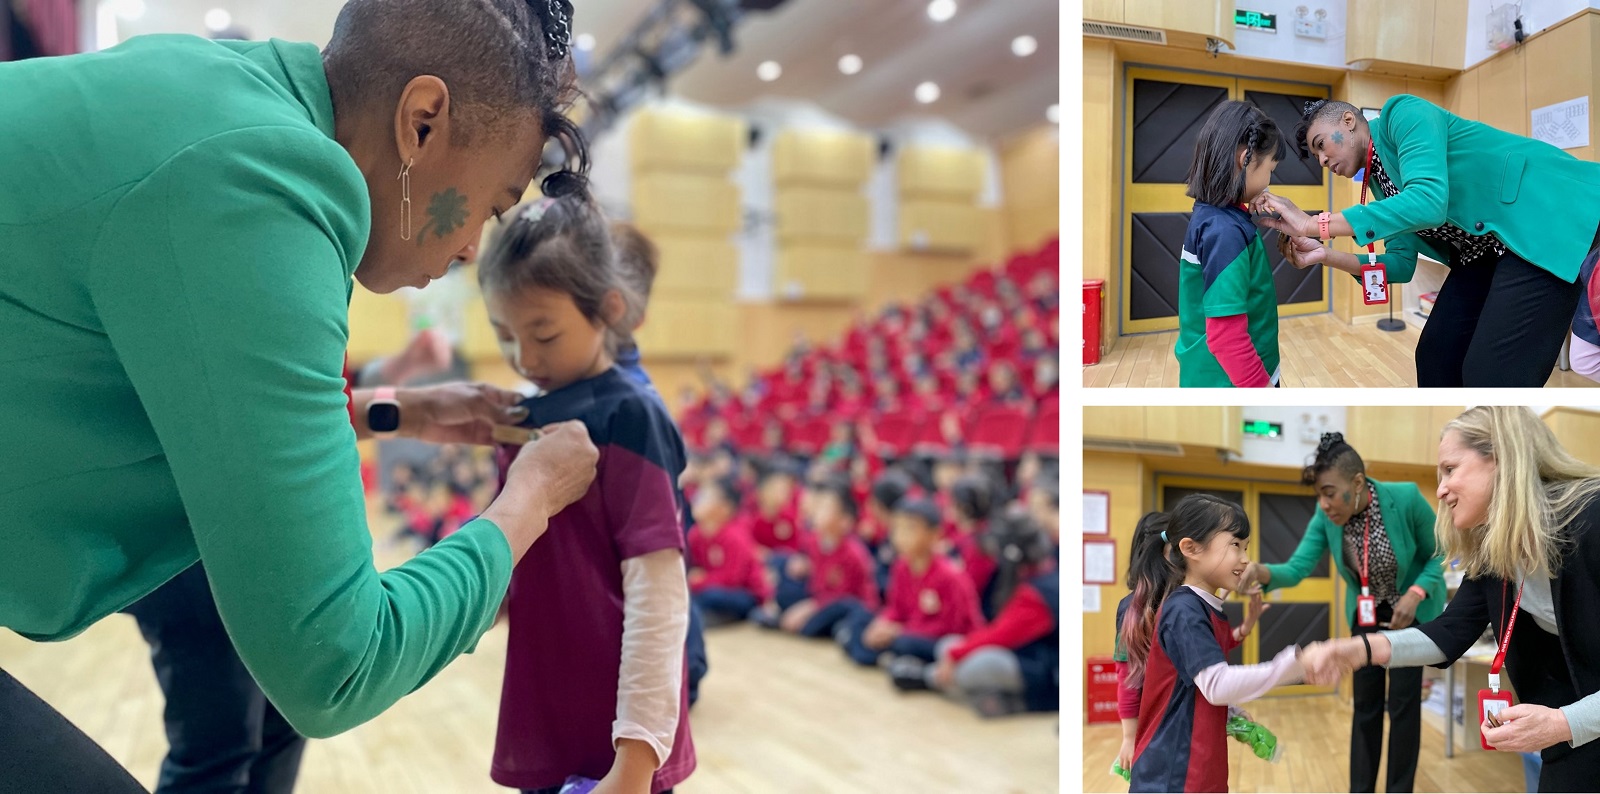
0, 0, 600, 789
1301, 407, 1600, 790
1257, 96, 1600, 387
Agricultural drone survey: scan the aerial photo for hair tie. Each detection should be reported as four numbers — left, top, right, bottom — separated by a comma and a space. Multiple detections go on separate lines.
1160, 530, 1168, 542
519, 197, 556, 223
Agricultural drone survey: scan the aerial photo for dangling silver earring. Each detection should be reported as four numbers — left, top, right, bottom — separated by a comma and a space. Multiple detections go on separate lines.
398, 158, 413, 241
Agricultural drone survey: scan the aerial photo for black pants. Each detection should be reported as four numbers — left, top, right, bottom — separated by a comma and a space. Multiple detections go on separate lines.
122, 564, 306, 794
685, 600, 707, 708
1416, 246, 1584, 387
1350, 603, 1422, 793
0, 666, 146, 793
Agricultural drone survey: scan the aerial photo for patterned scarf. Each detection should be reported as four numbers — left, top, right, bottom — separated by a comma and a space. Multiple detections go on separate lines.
1341, 480, 1400, 605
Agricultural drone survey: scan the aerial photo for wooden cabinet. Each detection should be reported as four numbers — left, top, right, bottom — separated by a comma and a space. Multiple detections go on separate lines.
1346, 0, 1466, 79
1121, 0, 1234, 50
1084, 407, 1241, 452
1345, 406, 1462, 467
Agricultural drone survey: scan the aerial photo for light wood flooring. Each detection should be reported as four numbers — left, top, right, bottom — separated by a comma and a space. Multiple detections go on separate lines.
0, 536, 1059, 793
1080, 693, 1527, 793
1085, 314, 1600, 388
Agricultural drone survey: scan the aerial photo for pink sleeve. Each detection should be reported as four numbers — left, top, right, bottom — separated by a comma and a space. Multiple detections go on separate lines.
1205, 314, 1271, 388
1190, 646, 1303, 706
1116, 661, 1141, 720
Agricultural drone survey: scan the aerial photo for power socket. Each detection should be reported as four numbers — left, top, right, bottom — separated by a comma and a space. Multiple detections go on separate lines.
1294, 18, 1327, 39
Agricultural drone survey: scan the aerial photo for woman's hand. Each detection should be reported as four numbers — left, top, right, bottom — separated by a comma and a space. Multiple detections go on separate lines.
1251, 192, 1316, 238
1236, 561, 1269, 595
1116, 737, 1137, 773
1279, 235, 1330, 270
482, 421, 598, 559
1386, 590, 1423, 630
1482, 704, 1573, 753
400, 382, 529, 445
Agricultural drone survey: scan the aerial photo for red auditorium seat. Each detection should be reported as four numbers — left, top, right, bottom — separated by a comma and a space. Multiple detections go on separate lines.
866, 412, 921, 459
785, 415, 833, 457
966, 404, 1033, 460
1029, 395, 1059, 456
969, 269, 998, 298
728, 415, 766, 453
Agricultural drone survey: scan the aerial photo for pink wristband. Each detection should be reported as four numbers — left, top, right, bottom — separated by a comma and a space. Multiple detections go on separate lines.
1408, 585, 1427, 600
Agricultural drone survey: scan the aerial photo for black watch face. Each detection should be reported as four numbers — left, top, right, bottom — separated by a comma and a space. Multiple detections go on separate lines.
369, 402, 401, 433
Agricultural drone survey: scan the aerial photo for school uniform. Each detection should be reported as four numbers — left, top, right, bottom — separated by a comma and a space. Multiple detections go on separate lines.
777, 533, 880, 638
840, 556, 984, 666
747, 506, 803, 554
1128, 587, 1240, 793
1176, 201, 1279, 388
946, 569, 1059, 712
687, 517, 769, 622
492, 368, 695, 793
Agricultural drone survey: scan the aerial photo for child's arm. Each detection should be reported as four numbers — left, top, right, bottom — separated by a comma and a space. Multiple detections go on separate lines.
1231, 591, 1269, 644
1205, 315, 1271, 388
1192, 648, 1304, 706
611, 548, 690, 783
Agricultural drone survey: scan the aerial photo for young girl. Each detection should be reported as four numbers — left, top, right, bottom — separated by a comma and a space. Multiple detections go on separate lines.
1125, 494, 1299, 793
1175, 100, 1289, 388
480, 192, 694, 794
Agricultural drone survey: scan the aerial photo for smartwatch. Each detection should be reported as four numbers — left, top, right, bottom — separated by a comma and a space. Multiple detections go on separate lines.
367, 387, 401, 438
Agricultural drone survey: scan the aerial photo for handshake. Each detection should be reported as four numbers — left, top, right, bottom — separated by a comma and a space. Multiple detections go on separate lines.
1295, 638, 1367, 686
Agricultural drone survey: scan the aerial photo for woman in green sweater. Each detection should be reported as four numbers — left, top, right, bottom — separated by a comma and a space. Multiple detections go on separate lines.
1238, 433, 1446, 793
0, 1, 600, 789
1256, 96, 1600, 387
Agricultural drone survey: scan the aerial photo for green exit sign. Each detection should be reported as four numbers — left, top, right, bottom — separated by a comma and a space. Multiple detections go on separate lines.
1242, 420, 1284, 438
1235, 9, 1277, 32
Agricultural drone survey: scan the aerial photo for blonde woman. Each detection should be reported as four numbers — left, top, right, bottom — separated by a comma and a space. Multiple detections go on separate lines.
1301, 407, 1600, 790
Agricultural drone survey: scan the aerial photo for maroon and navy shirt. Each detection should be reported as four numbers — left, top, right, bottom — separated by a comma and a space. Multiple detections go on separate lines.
1129, 586, 1240, 793
491, 367, 695, 793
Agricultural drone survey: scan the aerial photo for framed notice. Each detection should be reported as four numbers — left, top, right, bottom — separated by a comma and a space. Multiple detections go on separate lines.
1083, 490, 1110, 535
1084, 538, 1118, 585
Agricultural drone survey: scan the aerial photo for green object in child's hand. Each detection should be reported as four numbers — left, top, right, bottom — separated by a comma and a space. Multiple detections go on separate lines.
1226, 714, 1282, 762
1111, 760, 1131, 782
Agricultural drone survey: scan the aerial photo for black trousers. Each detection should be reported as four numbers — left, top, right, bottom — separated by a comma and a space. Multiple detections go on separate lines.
1416, 245, 1584, 387
0, 666, 146, 793
1350, 603, 1422, 793
122, 564, 306, 794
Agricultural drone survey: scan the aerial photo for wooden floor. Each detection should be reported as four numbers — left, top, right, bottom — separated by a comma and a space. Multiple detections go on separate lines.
0, 536, 1059, 793
1081, 694, 1526, 793
1085, 313, 1600, 388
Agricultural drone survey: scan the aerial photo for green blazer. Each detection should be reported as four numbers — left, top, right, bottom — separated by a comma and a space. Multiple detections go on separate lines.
1345, 94, 1600, 285
1263, 478, 1447, 626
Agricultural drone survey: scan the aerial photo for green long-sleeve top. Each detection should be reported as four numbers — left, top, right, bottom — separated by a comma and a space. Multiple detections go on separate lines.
0, 35, 513, 737
1262, 478, 1447, 626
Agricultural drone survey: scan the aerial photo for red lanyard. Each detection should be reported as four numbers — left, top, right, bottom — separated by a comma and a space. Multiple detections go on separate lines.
1492, 579, 1525, 676
1356, 140, 1378, 257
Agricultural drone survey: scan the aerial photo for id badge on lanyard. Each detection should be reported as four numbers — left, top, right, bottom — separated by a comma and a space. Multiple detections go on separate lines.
1355, 509, 1378, 627
1357, 141, 1389, 306
1478, 579, 1523, 750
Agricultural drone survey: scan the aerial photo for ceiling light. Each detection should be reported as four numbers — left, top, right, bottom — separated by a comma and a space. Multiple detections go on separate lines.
915, 81, 940, 104
1012, 35, 1037, 57
927, 0, 956, 23
576, 33, 596, 51
1046, 104, 1060, 124
838, 54, 862, 75
113, 0, 146, 21
758, 60, 782, 82
204, 9, 232, 32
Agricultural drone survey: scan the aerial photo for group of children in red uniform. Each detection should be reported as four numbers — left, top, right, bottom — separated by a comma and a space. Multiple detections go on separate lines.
680, 448, 1061, 718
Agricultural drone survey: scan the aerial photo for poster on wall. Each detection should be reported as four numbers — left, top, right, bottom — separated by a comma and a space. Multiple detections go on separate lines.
1083, 586, 1101, 613
1084, 539, 1117, 585
1533, 97, 1590, 150
1083, 490, 1110, 535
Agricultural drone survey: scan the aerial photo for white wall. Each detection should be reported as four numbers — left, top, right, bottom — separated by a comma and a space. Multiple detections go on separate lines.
1226, 0, 1350, 68
1465, 0, 1596, 67
1236, 406, 1348, 468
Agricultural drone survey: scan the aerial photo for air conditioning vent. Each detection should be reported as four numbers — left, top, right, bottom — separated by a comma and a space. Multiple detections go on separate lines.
1083, 21, 1167, 45
1082, 438, 1185, 456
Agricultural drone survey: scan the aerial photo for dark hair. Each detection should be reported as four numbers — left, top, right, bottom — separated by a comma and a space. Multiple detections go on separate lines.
478, 193, 637, 340
321, 0, 588, 194
758, 455, 803, 484
1294, 99, 1362, 161
870, 469, 915, 511
814, 476, 860, 522
894, 497, 943, 530
609, 222, 659, 349
1184, 100, 1289, 206
951, 474, 998, 522
1301, 431, 1366, 485
1119, 511, 1172, 688
706, 475, 743, 509
1034, 467, 1060, 508
983, 503, 1056, 615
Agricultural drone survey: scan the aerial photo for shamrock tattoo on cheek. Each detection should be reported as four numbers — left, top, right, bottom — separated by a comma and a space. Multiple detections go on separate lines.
418, 188, 470, 243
